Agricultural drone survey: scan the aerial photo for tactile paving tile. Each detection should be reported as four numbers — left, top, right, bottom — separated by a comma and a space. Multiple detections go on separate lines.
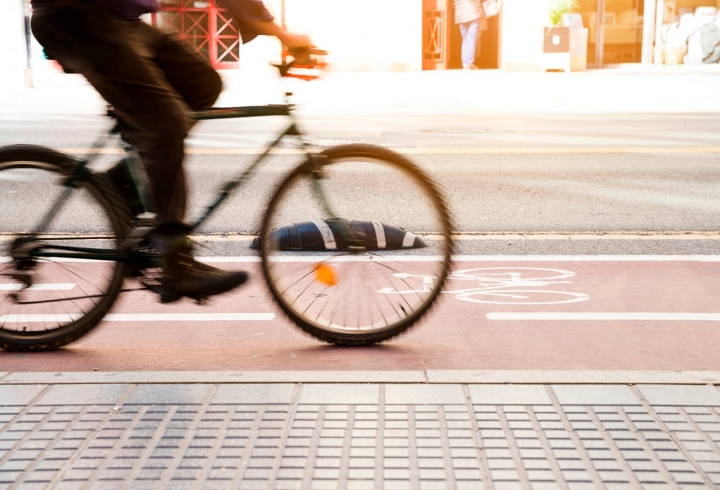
1, 383, 719, 489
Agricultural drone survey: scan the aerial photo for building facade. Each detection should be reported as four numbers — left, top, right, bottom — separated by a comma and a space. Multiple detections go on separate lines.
3, 0, 720, 90
153, 0, 720, 71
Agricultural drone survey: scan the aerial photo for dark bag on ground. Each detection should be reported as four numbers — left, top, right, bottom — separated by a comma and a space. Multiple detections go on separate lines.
250, 219, 426, 251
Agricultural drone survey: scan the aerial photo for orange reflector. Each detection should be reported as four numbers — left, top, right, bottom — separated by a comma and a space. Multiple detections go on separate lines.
315, 264, 338, 286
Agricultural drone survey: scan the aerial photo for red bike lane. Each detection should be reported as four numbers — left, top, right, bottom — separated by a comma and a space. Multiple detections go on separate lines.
1, 256, 719, 372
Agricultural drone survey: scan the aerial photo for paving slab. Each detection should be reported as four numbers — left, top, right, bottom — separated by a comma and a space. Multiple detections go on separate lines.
36, 384, 131, 406
0, 380, 718, 488
123, 384, 213, 405
637, 385, 720, 406
300, 384, 379, 405
468, 384, 552, 405
551, 384, 640, 406
0, 384, 47, 406
385, 384, 466, 405
212, 383, 295, 404
0, 370, 427, 384
427, 370, 720, 384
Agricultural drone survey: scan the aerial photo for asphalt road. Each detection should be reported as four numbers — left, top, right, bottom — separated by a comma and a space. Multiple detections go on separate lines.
1, 111, 720, 369
1, 112, 719, 256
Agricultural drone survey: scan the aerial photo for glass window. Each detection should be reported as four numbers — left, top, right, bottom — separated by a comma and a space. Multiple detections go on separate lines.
577, 0, 645, 65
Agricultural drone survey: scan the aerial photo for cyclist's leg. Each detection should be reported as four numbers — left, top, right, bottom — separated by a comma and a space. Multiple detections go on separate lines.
32, 5, 191, 225
152, 26, 223, 113
31, 6, 246, 300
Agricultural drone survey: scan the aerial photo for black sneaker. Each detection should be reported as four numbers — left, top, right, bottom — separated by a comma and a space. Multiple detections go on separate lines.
153, 232, 248, 303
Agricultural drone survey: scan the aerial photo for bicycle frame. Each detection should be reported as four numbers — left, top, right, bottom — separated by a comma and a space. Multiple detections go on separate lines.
23, 98, 342, 263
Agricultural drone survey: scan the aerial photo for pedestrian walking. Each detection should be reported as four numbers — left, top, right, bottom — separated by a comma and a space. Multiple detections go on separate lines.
453, 0, 487, 69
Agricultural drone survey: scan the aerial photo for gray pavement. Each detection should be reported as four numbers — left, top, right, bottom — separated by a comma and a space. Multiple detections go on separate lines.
3, 372, 720, 489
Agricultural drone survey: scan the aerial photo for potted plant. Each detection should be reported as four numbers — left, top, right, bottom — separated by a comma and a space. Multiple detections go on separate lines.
549, 0, 578, 26
542, 0, 588, 71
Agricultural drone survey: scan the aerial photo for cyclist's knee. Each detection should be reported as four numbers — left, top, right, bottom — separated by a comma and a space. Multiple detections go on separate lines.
135, 106, 191, 150
192, 70, 222, 111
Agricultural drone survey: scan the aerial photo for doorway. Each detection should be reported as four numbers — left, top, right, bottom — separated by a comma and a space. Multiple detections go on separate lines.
448, 1, 500, 69
422, 0, 500, 70
577, 0, 646, 66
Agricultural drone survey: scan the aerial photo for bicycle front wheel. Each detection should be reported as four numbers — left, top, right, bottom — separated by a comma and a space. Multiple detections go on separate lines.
260, 144, 453, 345
0, 145, 132, 351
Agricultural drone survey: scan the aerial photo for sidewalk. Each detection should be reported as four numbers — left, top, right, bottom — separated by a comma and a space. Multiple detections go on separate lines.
2, 371, 720, 489
2, 66, 720, 117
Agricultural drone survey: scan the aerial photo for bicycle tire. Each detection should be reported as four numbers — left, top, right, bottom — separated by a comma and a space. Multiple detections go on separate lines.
260, 144, 453, 346
0, 145, 133, 351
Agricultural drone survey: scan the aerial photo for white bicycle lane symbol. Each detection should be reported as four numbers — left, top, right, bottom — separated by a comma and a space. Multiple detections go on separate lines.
379, 267, 589, 305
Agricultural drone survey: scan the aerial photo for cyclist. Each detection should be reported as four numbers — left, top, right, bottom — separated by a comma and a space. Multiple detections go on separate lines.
30, 0, 312, 302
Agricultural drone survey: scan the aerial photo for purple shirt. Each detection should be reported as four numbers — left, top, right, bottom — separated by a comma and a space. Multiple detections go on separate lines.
217, 0, 274, 43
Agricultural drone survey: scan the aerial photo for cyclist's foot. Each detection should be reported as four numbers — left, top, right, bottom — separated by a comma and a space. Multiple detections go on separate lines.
151, 226, 248, 303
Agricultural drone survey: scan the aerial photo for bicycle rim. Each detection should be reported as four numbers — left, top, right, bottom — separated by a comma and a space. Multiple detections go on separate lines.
261, 144, 453, 345
0, 150, 130, 351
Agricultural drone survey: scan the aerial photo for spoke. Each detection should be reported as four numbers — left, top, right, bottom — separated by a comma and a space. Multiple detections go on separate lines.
286, 265, 324, 307
353, 263, 361, 329
300, 283, 332, 316
368, 270, 406, 324
54, 265, 87, 327
323, 271, 347, 326
0, 292, 13, 329
13, 288, 145, 306
369, 259, 431, 299
276, 253, 349, 299
361, 270, 391, 328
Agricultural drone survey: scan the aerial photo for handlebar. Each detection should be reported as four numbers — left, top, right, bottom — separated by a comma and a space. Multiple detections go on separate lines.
274, 47, 328, 81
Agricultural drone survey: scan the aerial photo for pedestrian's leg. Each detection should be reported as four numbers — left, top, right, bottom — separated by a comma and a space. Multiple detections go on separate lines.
459, 23, 470, 68
463, 20, 480, 69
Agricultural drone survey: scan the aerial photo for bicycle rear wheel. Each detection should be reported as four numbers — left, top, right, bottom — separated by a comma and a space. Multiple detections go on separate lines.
260, 144, 453, 345
0, 145, 133, 351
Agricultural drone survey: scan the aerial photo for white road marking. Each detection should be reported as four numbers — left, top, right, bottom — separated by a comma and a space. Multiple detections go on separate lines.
6, 233, 720, 242
60, 147, 720, 155
311, 220, 337, 250
487, 312, 720, 321
372, 221, 386, 249
204, 255, 720, 263
0, 313, 275, 323
104, 313, 275, 322
402, 232, 417, 248
0, 283, 75, 291
452, 255, 720, 262
3, 255, 720, 264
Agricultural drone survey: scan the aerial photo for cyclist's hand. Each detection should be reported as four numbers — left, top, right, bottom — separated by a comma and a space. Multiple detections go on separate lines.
283, 33, 312, 50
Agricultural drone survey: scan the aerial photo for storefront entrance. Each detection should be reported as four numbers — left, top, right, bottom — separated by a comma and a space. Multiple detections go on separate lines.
153, 0, 240, 69
578, 0, 646, 66
422, 0, 500, 70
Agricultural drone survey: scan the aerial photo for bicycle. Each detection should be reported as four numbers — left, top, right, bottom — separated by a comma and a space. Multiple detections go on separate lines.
0, 53, 453, 351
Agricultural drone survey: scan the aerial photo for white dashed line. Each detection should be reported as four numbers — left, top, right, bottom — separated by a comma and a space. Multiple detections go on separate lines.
487, 312, 720, 321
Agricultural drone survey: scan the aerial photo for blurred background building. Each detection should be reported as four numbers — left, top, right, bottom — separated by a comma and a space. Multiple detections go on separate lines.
2, 0, 720, 90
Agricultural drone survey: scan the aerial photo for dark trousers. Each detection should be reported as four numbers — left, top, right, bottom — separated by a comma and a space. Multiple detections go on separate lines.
31, 4, 222, 226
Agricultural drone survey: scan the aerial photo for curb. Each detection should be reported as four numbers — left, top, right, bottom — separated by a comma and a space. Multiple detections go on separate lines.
2, 370, 720, 385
